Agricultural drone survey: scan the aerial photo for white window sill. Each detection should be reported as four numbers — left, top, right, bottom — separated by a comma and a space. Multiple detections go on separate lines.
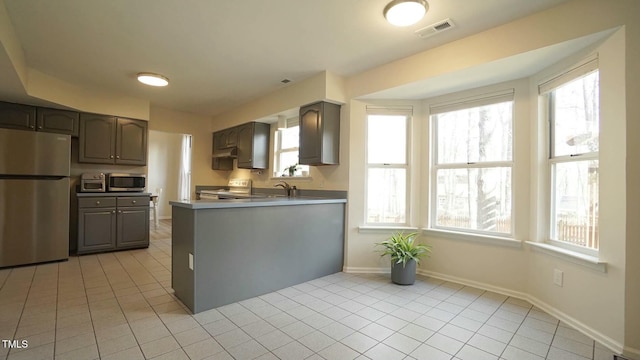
421, 228, 523, 248
358, 225, 419, 234
270, 176, 313, 181
526, 241, 607, 272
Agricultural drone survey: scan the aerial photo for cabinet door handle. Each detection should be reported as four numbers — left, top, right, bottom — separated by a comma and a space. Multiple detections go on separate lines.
95, 201, 101, 205
29, 125, 35, 129
38, 126, 43, 129
112, 210, 115, 214
110, 155, 114, 159
116, 155, 120, 159
132, 200, 136, 204
118, 210, 122, 214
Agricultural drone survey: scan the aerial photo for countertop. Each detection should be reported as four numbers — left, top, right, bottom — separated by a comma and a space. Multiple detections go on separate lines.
76, 192, 152, 197
170, 196, 346, 209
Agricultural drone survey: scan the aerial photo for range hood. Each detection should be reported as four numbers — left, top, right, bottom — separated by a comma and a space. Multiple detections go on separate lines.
212, 147, 237, 158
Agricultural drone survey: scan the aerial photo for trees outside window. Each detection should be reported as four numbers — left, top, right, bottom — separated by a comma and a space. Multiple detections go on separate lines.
366, 113, 409, 225
548, 70, 599, 250
431, 94, 514, 235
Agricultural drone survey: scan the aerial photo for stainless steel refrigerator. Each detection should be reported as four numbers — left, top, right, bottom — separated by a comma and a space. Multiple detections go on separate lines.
0, 128, 70, 267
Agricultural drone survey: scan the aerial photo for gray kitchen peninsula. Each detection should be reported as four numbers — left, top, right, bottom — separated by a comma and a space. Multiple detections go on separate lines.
169, 197, 346, 313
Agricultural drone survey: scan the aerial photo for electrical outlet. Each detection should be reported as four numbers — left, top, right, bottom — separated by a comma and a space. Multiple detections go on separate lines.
553, 269, 563, 287
188, 253, 194, 270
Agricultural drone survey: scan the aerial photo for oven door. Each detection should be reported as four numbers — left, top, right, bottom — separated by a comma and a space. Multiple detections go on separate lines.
199, 191, 220, 200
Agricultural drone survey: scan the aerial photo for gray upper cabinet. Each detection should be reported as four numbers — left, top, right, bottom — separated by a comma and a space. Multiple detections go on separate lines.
0, 102, 37, 130
212, 121, 270, 170
79, 114, 117, 164
79, 114, 147, 165
0, 101, 80, 136
237, 122, 270, 169
36, 108, 79, 136
212, 130, 234, 170
299, 101, 341, 165
116, 118, 148, 165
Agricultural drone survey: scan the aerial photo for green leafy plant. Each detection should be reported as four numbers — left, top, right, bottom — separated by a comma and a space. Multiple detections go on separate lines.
376, 231, 431, 267
284, 163, 299, 176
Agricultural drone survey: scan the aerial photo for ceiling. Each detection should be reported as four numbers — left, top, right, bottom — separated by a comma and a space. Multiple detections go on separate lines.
1, 0, 572, 116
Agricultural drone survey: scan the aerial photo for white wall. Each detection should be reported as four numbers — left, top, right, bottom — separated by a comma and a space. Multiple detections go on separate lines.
147, 130, 183, 219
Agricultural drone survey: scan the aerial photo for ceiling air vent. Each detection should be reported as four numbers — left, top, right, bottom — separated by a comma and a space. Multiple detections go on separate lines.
415, 18, 455, 39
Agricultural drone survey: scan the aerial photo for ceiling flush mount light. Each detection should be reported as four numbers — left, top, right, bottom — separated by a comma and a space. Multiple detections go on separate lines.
384, 0, 428, 27
137, 72, 169, 87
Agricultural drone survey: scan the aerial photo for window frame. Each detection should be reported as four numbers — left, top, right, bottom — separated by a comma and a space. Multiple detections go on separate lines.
429, 90, 515, 238
364, 108, 412, 226
273, 117, 308, 177
542, 62, 600, 256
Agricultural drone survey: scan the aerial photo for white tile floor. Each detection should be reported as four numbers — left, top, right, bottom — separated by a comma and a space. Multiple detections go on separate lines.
0, 220, 618, 360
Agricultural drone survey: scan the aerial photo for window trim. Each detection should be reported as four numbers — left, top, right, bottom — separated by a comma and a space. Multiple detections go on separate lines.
364, 108, 412, 226
429, 91, 515, 237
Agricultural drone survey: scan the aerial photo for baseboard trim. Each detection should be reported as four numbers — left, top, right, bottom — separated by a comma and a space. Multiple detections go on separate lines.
343, 266, 389, 274
621, 346, 640, 360
418, 269, 529, 300
343, 266, 627, 356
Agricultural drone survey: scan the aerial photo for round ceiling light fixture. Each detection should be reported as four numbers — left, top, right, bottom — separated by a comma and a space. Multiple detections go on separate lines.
137, 72, 169, 87
383, 0, 428, 27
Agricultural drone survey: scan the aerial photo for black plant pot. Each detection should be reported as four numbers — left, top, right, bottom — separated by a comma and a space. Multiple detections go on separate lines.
391, 259, 416, 285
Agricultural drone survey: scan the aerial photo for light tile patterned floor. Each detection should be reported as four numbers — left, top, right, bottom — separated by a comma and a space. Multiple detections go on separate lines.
0, 220, 618, 360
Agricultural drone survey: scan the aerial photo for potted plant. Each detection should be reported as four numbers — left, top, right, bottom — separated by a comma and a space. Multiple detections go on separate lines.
376, 231, 431, 285
283, 163, 299, 177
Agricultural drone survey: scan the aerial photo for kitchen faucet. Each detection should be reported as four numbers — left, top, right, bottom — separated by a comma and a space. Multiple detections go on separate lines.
274, 180, 291, 197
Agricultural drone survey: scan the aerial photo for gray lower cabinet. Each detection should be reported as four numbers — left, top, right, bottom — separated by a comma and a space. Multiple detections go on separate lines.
116, 197, 150, 249
78, 196, 149, 254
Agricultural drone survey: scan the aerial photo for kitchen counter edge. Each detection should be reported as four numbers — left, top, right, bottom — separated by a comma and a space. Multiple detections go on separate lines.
170, 197, 347, 209
77, 192, 152, 197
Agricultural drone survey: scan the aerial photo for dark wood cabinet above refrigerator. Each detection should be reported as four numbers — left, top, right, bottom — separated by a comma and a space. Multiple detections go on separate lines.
0, 101, 79, 136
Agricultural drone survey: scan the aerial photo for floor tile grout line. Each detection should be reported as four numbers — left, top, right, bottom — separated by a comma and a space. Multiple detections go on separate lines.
79, 255, 106, 360
544, 316, 561, 360
109, 236, 216, 359
6, 266, 36, 359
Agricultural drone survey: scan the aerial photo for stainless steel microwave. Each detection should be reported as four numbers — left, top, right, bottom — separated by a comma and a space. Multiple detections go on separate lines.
106, 173, 146, 192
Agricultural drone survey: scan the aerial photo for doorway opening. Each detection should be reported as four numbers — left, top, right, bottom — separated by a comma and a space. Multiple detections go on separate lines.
148, 130, 192, 222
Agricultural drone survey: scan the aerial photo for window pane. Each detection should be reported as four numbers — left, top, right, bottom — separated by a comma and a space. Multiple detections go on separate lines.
367, 115, 407, 164
280, 126, 299, 149
367, 168, 406, 224
278, 151, 299, 175
435, 167, 512, 233
551, 160, 599, 249
552, 71, 599, 157
435, 101, 513, 164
